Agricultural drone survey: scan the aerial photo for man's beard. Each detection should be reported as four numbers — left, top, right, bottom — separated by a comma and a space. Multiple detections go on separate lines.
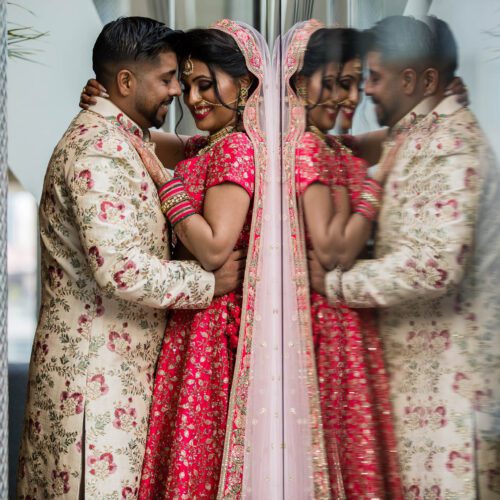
372, 98, 390, 127
138, 97, 174, 129
150, 98, 174, 128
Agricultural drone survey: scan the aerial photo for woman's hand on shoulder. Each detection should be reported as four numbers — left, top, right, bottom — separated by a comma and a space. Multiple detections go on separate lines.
80, 79, 108, 109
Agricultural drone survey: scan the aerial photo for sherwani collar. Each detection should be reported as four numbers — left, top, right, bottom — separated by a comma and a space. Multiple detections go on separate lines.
427, 95, 463, 123
389, 96, 435, 137
89, 97, 151, 142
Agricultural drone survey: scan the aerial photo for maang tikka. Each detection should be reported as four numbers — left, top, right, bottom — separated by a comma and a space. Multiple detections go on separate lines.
182, 55, 194, 78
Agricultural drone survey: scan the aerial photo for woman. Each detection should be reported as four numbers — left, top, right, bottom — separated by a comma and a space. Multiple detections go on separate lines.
138, 24, 264, 499
284, 21, 403, 498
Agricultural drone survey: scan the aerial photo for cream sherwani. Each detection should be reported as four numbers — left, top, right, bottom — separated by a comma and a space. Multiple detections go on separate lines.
18, 98, 214, 499
327, 96, 500, 498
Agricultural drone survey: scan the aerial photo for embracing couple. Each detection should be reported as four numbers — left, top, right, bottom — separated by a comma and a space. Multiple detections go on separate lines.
17, 12, 499, 500
17, 16, 267, 499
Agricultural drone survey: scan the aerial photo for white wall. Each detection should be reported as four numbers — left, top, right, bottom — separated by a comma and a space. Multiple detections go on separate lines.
430, 0, 500, 160
7, 0, 103, 202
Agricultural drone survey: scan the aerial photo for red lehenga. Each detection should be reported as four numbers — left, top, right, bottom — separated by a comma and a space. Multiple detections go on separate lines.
138, 132, 255, 499
295, 131, 403, 498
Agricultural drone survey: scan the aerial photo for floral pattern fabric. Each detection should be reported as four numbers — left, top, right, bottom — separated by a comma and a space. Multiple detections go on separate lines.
326, 96, 500, 498
296, 131, 403, 498
139, 132, 255, 500
17, 98, 214, 499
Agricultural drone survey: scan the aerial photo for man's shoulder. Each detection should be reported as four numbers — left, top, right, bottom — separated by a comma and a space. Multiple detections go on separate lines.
56, 110, 134, 160
421, 105, 486, 160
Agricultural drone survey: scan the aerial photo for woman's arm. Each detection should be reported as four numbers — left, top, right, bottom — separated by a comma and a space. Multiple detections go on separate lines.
302, 184, 371, 270
150, 131, 189, 169
173, 183, 251, 271
344, 128, 388, 166
302, 139, 401, 271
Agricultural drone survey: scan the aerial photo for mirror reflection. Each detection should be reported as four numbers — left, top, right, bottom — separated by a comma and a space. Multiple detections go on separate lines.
5, 1, 500, 499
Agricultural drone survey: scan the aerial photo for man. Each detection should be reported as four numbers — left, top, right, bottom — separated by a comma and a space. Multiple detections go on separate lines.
18, 17, 243, 499
311, 16, 500, 497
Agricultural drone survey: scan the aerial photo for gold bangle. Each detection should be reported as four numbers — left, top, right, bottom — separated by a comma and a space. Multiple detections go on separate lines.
360, 191, 380, 209
161, 192, 190, 214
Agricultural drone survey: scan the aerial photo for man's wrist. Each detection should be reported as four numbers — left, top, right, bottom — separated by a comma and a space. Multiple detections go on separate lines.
325, 267, 344, 305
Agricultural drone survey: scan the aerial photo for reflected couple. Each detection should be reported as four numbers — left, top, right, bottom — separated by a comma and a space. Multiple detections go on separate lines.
284, 21, 402, 498
286, 14, 498, 499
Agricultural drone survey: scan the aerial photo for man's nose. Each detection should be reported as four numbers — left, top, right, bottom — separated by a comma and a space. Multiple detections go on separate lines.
170, 77, 181, 97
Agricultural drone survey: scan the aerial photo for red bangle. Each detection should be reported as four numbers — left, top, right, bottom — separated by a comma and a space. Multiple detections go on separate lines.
354, 178, 383, 221
158, 177, 197, 226
159, 177, 184, 203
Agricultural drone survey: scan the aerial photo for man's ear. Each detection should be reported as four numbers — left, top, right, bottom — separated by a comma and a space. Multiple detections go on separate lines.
422, 67, 439, 97
116, 69, 136, 97
401, 68, 418, 96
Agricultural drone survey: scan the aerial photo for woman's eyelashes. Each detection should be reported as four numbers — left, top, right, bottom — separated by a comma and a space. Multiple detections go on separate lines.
322, 77, 336, 91
181, 80, 214, 95
339, 78, 351, 91
198, 80, 213, 91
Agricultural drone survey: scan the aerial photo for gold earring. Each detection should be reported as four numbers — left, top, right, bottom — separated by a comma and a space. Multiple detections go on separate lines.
237, 86, 249, 114
297, 85, 308, 101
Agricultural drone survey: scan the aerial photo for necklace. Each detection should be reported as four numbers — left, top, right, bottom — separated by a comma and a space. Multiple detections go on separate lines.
307, 125, 352, 155
197, 125, 235, 156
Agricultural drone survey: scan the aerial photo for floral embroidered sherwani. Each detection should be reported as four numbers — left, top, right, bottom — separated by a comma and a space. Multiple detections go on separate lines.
326, 96, 500, 498
17, 98, 214, 499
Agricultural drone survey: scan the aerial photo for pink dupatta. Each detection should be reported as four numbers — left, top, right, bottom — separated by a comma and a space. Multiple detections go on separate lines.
217, 18, 333, 500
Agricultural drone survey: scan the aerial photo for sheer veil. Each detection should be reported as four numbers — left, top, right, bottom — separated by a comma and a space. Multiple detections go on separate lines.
214, 19, 335, 499
213, 19, 284, 499
279, 20, 345, 499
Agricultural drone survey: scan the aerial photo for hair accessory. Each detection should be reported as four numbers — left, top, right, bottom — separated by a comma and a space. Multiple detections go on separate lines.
182, 55, 194, 78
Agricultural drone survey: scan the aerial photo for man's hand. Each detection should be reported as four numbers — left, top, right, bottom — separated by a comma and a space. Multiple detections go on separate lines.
308, 250, 327, 296
213, 249, 246, 296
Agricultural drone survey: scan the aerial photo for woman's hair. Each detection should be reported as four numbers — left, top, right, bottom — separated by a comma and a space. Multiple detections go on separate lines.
293, 27, 363, 108
179, 28, 256, 111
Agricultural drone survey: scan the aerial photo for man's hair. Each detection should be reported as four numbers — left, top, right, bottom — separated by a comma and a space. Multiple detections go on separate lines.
362, 15, 435, 73
426, 16, 458, 85
92, 16, 182, 88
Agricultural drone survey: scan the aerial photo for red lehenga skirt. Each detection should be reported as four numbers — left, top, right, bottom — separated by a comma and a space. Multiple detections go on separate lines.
138, 291, 241, 500
311, 291, 403, 498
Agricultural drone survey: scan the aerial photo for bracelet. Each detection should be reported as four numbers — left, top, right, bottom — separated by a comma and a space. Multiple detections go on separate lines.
160, 192, 190, 213
158, 177, 197, 227
355, 178, 383, 222
158, 176, 184, 202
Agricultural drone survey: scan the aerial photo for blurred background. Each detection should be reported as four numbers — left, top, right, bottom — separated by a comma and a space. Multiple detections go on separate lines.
5, 0, 500, 497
